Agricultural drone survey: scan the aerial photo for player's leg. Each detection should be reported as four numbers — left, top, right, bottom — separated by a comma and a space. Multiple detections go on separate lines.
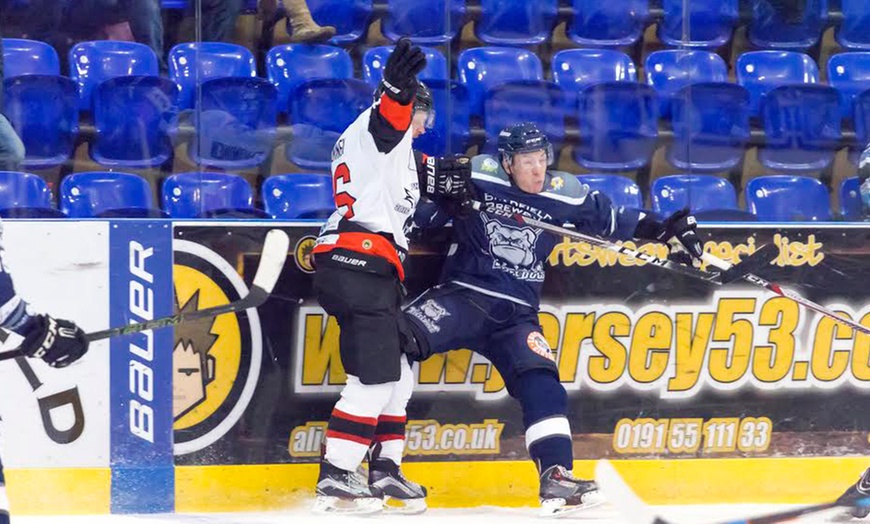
838, 466, 870, 518
0, 453, 9, 524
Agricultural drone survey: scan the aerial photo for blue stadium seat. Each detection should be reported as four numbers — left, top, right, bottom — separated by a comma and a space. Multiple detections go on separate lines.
2, 38, 60, 77
568, 0, 649, 47
658, 0, 738, 48
60, 171, 166, 218
552, 49, 636, 109
382, 0, 466, 44
91, 76, 179, 169
746, 175, 831, 221
306, 0, 372, 45
263, 174, 335, 219
413, 80, 471, 156
458, 47, 543, 117
190, 78, 278, 169
668, 83, 751, 172
169, 42, 257, 110
288, 78, 372, 170
476, 0, 558, 45
362, 46, 448, 87
652, 175, 738, 216
827, 52, 870, 121
840, 177, 863, 219
854, 90, 870, 152
748, 0, 828, 50
3, 75, 79, 170
267, 44, 353, 113
162, 172, 267, 218
645, 50, 728, 118
576, 174, 642, 209
162, 0, 188, 8
483, 81, 564, 154
758, 85, 841, 172
838, 0, 870, 50
70, 41, 159, 111
736, 51, 819, 115
575, 83, 658, 171
0, 171, 64, 218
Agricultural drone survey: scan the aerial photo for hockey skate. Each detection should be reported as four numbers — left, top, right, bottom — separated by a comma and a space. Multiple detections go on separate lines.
538, 464, 606, 518
313, 458, 383, 515
368, 444, 428, 514
838, 468, 870, 518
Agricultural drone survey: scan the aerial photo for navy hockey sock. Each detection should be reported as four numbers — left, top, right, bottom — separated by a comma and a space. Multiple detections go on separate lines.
515, 369, 574, 472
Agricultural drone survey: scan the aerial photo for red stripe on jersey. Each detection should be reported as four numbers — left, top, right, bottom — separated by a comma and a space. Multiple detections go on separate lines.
326, 429, 373, 445
377, 94, 412, 131
378, 414, 407, 424
332, 409, 378, 426
312, 232, 406, 281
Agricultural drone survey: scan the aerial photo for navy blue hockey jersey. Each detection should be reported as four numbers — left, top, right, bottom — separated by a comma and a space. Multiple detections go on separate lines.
415, 154, 642, 309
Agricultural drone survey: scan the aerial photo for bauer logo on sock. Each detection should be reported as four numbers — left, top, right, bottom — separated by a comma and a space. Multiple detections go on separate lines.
527, 331, 555, 361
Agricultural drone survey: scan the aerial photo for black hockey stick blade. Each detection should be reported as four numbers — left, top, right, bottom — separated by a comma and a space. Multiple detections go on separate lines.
717, 244, 779, 285
0, 229, 290, 362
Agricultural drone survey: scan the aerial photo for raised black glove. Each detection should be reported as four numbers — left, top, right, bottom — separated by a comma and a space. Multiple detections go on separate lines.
381, 37, 427, 105
635, 207, 703, 260
21, 315, 89, 368
420, 154, 474, 204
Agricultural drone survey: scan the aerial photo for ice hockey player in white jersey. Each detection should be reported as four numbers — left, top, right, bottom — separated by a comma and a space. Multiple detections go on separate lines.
311, 38, 472, 515
0, 224, 90, 524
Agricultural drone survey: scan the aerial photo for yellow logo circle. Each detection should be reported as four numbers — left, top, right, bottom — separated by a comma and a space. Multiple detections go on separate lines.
294, 236, 316, 274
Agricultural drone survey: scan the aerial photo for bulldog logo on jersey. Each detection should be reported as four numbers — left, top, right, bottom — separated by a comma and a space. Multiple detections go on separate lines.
482, 217, 546, 281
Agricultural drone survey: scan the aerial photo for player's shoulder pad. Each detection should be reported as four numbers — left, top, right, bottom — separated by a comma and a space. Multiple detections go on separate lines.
471, 154, 510, 184
541, 170, 590, 203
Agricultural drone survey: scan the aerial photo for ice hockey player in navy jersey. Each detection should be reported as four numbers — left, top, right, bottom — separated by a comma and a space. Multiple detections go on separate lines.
0, 224, 90, 524
402, 122, 704, 516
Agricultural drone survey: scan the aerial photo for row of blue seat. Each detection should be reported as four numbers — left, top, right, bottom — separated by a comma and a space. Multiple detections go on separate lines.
0, 170, 858, 222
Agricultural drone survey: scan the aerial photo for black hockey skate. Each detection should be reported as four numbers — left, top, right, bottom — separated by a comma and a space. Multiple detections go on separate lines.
538, 464, 606, 518
313, 458, 382, 515
838, 468, 870, 518
368, 443, 428, 514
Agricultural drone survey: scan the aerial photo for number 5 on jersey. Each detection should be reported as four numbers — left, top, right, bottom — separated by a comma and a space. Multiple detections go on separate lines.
333, 163, 357, 219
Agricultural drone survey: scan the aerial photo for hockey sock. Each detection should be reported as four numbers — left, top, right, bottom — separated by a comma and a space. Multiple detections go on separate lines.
373, 357, 414, 465
325, 375, 394, 472
515, 369, 574, 472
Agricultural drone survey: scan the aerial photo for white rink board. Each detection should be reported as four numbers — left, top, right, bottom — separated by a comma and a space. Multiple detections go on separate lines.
0, 221, 110, 468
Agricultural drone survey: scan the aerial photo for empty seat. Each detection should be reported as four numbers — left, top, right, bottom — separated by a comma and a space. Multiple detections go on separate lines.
169, 42, 257, 110
652, 175, 738, 216
748, 0, 829, 50
162, 172, 267, 218
827, 52, 870, 121
2, 38, 60, 77
362, 46, 448, 87
263, 174, 335, 219
0, 171, 64, 218
60, 171, 165, 218
658, 0, 738, 49
306, 0, 373, 44
382, 0, 466, 44
568, 0, 649, 47
575, 83, 659, 171
838, 0, 870, 50
758, 85, 841, 172
91, 76, 180, 169
3, 75, 79, 170
457, 47, 543, 117
413, 80, 471, 156
644, 50, 728, 118
576, 174, 643, 209
839, 177, 863, 219
190, 78, 278, 169
736, 51, 820, 115
476, 0, 558, 45
287, 78, 372, 170
267, 44, 354, 112
484, 81, 565, 154
746, 175, 831, 221
669, 83, 751, 172
69, 41, 159, 111
855, 89, 870, 150
552, 49, 636, 108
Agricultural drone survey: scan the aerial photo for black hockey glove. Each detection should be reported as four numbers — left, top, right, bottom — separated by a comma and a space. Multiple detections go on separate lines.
635, 208, 703, 260
21, 315, 89, 368
381, 37, 427, 105
420, 154, 474, 205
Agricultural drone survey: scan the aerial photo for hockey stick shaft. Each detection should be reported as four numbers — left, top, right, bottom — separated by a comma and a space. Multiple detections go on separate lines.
0, 229, 291, 362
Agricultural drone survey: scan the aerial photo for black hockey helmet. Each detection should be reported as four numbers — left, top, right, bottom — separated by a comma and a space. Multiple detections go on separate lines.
497, 122, 554, 166
374, 81, 435, 129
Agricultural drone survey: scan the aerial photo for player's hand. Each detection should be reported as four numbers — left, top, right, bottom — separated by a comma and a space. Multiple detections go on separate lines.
381, 37, 427, 105
657, 208, 703, 259
424, 154, 474, 204
21, 315, 89, 368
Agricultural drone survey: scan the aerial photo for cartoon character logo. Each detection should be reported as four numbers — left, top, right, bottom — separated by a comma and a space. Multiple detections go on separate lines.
173, 290, 218, 420
484, 217, 540, 268
294, 236, 316, 274
549, 176, 564, 191
420, 299, 449, 322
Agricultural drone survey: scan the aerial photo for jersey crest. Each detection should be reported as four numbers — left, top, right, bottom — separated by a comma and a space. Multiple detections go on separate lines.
482, 216, 545, 282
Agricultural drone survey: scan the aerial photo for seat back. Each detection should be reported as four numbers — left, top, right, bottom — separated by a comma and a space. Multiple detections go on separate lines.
746, 175, 832, 221
3, 38, 60, 77
70, 41, 159, 111
458, 47, 543, 117
169, 42, 257, 109
263, 174, 336, 219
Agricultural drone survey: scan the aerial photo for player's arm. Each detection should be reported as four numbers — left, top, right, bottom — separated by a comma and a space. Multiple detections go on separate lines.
368, 38, 426, 154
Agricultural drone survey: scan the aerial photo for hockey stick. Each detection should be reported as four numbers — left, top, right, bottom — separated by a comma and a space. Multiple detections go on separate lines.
701, 251, 870, 337
0, 229, 291, 362
595, 459, 870, 524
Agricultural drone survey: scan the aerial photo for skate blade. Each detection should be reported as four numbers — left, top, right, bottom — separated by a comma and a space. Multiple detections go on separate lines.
312, 495, 383, 515
382, 496, 427, 515
539, 490, 607, 518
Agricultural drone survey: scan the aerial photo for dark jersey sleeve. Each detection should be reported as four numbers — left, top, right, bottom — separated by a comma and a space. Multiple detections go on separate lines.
0, 237, 33, 334
368, 93, 413, 154
571, 190, 642, 241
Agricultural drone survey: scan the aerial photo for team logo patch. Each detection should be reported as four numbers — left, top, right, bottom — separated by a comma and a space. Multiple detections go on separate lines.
172, 240, 263, 456
482, 158, 499, 173
294, 236, 316, 274
550, 176, 564, 190
407, 299, 450, 333
527, 331, 554, 361
362, 239, 373, 250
